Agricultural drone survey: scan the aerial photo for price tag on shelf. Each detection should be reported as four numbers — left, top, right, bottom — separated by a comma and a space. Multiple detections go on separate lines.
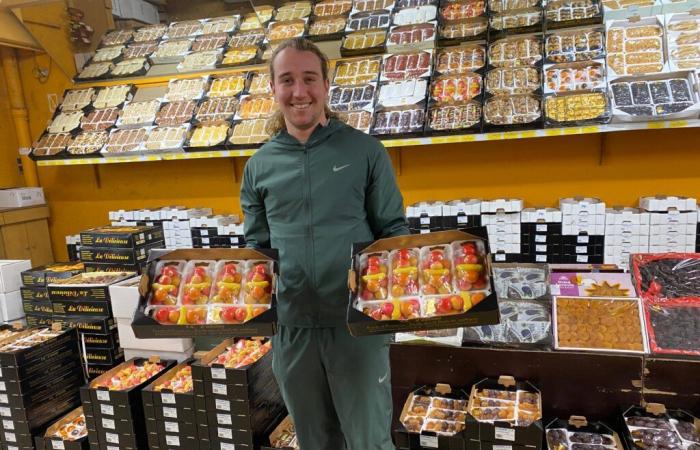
211, 368, 226, 380
0, 407, 11, 417
163, 407, 178, 419
419, 435, 438, 448
165, 421, 179, 433
166, 435, 180, 447
218, 427, 233, 440
161, 393, 176, 404
0, 382, 6, 391
494, 445, 513, 450
0, 395, 8, 404
215, 398, 231, 411
97, 390, 110, 402
2, 420, 13, 430
217, 413, 232, 425
495, 427, 516, 441
221, 444, 235, 450
50, 440, 65, 450
105, 433, 119, 444
4, 432, 16, 442
101, 404, 114, 415
101, 418, 115, 430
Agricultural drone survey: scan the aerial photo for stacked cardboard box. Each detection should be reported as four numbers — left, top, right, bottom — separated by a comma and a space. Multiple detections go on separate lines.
0, 261, 31, 325
559, 198, 606, 264
482, 199, 524, 263
604, 207, 650, 270
79, 226, 165, 274
21, 262, 84, 328
521, 208, 563, 264
639, 196, 698, 254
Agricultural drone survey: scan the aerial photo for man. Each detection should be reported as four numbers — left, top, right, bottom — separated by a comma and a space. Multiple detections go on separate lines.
240, 38, 409, 450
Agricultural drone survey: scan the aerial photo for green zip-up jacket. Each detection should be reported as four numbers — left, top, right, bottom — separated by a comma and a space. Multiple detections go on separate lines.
240, 118, 410, 327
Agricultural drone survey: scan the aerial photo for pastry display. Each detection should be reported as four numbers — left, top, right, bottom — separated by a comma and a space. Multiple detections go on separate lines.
165, 78, 208, 102
439, 19, 488, 39
469, 387, 541, 426
666, 15, 700, 71
51, 413, 87, 441
93, 85, 132, 108
123, 41, 158, 59
488, 36, 543, 67
310, 16, 348, 36
222, 46, 259, 65
167, 20, 204, 39
645, 300, 700, 355
104, 128, 148, 153
393, 5, 438, 25
440, 0, 486, 21
93, 45, 124, 63
262, 42, 281, 61
81, 107, 119, 131
545, 29, 604, 62
240, 12, 264, 31
343, 29, 387, 50
133, 24, 167, 42
249, 71, 273, 94
229, 30, 265, 48
347, 11, 391, 31
32, 133, 71, 156
330, 84, 377, 111
156, 100, 196, 126
333, 57, 381, 85
192, 32, 229, 52
555, 297, 645, 351
276, 1, 312, 21
118, 100, 160, 127
314, 0, 353, 16
231, 118, 272, 145
372, 107, 425, 134
353, 0, 395, 11
268, 20, 306, 40
489, 0, 539, 12
211, 339, 271, 368
102, 29, 133, 46
47, 111, 83, 134
490, 9, 542, 32
545, 92, 608, 122
633, 255, 700, 299
545, 0, 600, 23
93, 361, 165, 390
149, 262, 183, 306
486, 67, 540, 95
431, 74, 482, 102
179, 50, 222, 71
77, 62, 113, 80
111, 57, 148, 77
208, 74, 247, 97
196, 97, 239, 122
378, 78, 428, 106
61, 88, 94, 111
152, 39, 193, 62
202, 15, 240, 34
189, 123, 230, 147
382, 51, 432, 80
610, 77, 696, 118
606, 20, 665, 76
337, 110, 374, 132
437, 45, 486, 73
464, 299, 551, 345
238, 95, 277, 119
428, 102, 481, 130
67, 131, 108, 155
484, 95, 541, 125
388, 23, 436, 46
243, 261, 274, 304
145, 126, 189, 150
401, 391, 468, 436
546, 427, 617, 450
601, 0, 654, 8
154, 365, 193, 393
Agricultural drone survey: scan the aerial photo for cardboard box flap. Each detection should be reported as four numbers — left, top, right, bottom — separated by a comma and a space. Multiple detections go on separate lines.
44, 406, 84, 439
645, 403, 666, 415
435, 383, 453, 395
569, 416, 588, 428
147, 247, 278, 264
89, 357, 169, 390
498, 375, 516, 388
356, 230, 485, 255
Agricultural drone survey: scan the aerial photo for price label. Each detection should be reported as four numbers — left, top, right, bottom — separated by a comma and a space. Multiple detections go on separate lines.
576, 255, 589, 263
211, 368, 226, 380
0, 407, 11, 417
96, 390, 110, 402
106, 432, 119, 444
107, 446, 119, 450
221, 444, 236, 450
575, 246, 587, 254
3, 420, 14, 430
5, 432, 16, 442
202, 238, 210, 244
201, 230, 209, 236
420, 217, 430, 225
163, 407, 178, 419
536, 245, 546, 253
536, 224, 548, 232
218, 427, 233, 439
419, 435, 438, 448
0, 382, 6, 391
101, 404, 114, 415
494, 445, 513, 450
101, 418, 115, 430
535, 234, 546, 243
217, 413, 232, 426
0, 394, 8, 404
419, 229, 430, 234
212, 383, 227, 395
165, 421, 179, 433
495, 427, 516, 442
161, 393, 176, 404
458, 216, 468, 224
536, 255, 547, 263
0, 368, 3, 377
577, 235, 589, 244
215, 398, 231, 411
7, 446, 17, 450
50, 439, 65, 450
166, 435, 180, 447
495, 254, 506, 261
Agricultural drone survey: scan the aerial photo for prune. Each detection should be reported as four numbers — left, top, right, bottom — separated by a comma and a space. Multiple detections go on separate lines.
637, 258, 700, 299
649, 305, 700, 352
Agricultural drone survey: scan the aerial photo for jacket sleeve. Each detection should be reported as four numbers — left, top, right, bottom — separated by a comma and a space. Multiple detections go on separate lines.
366, 142, 410, 239
240, 159, 271, 249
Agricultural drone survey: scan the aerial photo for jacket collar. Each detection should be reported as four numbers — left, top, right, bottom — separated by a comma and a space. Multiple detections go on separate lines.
272, 118, 343, 148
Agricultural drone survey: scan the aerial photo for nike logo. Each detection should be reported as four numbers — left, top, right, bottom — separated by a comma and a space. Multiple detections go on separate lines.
378, 371, 389, 384
333, 164, 351, 172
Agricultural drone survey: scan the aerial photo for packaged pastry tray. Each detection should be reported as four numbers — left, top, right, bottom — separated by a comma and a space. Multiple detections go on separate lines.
665, 12, 700, 72
430, 72, 483, 103
371, 104, 427, 136
346, 10, 392, 32
644, 298, 700, 356
378, 78, 429, 107
438, 16, 488, 43
308, 15, 348, 40
488, 34, 543, 68
622, 404, 700, 450
329, 83, 377, 112
435, 43, 487, 74
110, 57, 150, 78
337, 109, 375, 133
544, 90, 611, 126
386, 22, 437, 52
606, 16, 669, 78
489, 8, 543, 39
380, 49, 434, 81
333, 56, 382, 85
392, 4, 438, 25
341, 28, 388, 56
488, 0, 541, 13
545, 27, 605, 63
483, 94, 543, 129
544, 0, 603, 29
150, 38, 194, 65
426, 101, 482, 134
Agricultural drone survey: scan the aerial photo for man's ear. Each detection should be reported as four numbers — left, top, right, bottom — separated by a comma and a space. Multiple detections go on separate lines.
269, 79, 275, 96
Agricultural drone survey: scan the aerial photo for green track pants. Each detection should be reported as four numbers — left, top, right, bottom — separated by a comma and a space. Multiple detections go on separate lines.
271, 325, 395, 450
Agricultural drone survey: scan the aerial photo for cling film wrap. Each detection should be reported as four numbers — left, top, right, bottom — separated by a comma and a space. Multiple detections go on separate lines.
644, 298, 700, 356
631, 253, 700, 301
623, 406, 700, 450
665, 12, 700, 72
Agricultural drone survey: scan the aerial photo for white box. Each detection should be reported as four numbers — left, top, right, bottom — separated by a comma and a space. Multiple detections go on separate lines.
117, 318, 193, 352
0, 291, 23, 322
0, 188, 45, 208
521, 208, 562, 223
481, 199, 523, 213
640, 195, 697, 212
109, 276, 142, 320
443, 199, 482, 217
559, 197, 605, 215
124, 346, 194, 363
0, 260, 31, 293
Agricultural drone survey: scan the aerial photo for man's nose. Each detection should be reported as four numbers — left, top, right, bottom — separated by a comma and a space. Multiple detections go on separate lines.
292, 80, 307, 97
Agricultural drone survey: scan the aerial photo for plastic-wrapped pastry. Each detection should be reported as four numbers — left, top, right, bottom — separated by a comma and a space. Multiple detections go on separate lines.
208, 75, 247, 97
606, 20, 665, 75
192, 33, 229, 52
440, 0, 486, 20
337, 110, 374, 132
202, 16, 240, 34
123, 42, 158, 59
165, 78, 208, 102
334, 57, 381, 85
32, 133, 71, 156
167, 20, 204, 39
145, 126, 189, 151
179, 51, 222, 71
329, 84, 376, 111
229, 31, 265, 48
314, 0, 352, 16
353, 0, 395, 11
196, 97, 239, 122
440, 19, 488, 39
223, 46, 259, 65
156, 101, 196, 126
104, 128, 148, 153
490, 9, 542, 31
544, 92, 608, 122
77, 62, 113, 80
488, 36, 543, 67
230, 119, 271, 145
611, 77, 696, 117
133, 24, 167, 42
94, 85, 132, 109
484, 95, 541, 125
428, 102, 481, 130
310, 16, 347, 36
67, 131, 108, 155
545, 62, 604, 92
93, 45, 124, 63
238, 95, 277, 119
545, 29, 604, 63
118, 100, 160, 127
388, 23, 436, 46
102, 29, 133, 46
489, 0, 539, 12
372, 108, 425, 134
61, 88, 94, 111
249, 72, 272, 95
275, 1, 312, 20
431, 74, 482, 102
343, 29, 387, 50
382, 51, 432, 80
486, 67, 540, 94
437, 45, 486, 73
81, 108, 119, 131
111, 57, 148, 77
152, 39, 193, 62
189, 124, 230, 147
545, 0, 600, 23
52, 414, 87, 441
268, 20, 306, 40
48, 111, 83, 133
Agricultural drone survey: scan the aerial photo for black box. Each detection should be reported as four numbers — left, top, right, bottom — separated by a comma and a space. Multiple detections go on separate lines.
83, 262, 148, 274
54, 316, 116, 335
621, 404, 700, 450
191, 340, 272, 385
22, 299, 53, 315
81, 329, 120, 350
79, 241, 164, 266
21, 263, 84, 288
79, 226, 164, 249
0, 328, 79, 367
47, 273, 133, 303
20, 287, 49, 302
142, 359, 196, 411
52, 299, 112, 318
190, 227, 219, 238
83, 347, 124, 366
39, 407, 89, 450
24, 313, 54, 328
86, 358, 175, 408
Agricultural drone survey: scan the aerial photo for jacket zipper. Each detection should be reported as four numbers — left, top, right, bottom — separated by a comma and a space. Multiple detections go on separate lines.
303, 145, 318, 318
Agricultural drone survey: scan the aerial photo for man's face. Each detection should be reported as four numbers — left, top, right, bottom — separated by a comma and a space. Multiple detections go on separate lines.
271, 47, 330, 133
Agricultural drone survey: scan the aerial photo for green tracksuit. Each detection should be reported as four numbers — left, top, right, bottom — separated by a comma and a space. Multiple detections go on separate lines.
241, 118, 409, 450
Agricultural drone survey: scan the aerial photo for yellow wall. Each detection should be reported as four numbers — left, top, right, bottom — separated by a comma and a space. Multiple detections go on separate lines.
0, 63, 23, 188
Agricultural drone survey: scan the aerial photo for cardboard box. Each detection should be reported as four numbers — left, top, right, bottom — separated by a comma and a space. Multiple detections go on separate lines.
82, 329, 120, 350
21, 263, 84, 288
108, 277, 141, 320
83, 347, 124, 366
53, 316, 116, 335
52, 298, 112, 318
86, 358, 176, 408
621, 404, 700, 450
0, 327, 79, 367
123, 346, 194, 363
0, 188, 45, 208
0, 291, 24, 322
347, 230, 499, 336
191, 339, 271, 385
117, 318, 192, 352
48, 272, 134, 303
131, 249, 278, 339
0, 261, 31, 293
545, 416, 624, 450
79, 226, 164, 249
20, 287, 48, 302
79, 242, 164, 266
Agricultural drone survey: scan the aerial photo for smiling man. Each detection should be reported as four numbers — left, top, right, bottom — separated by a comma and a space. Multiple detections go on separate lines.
240, 38, 409, 449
